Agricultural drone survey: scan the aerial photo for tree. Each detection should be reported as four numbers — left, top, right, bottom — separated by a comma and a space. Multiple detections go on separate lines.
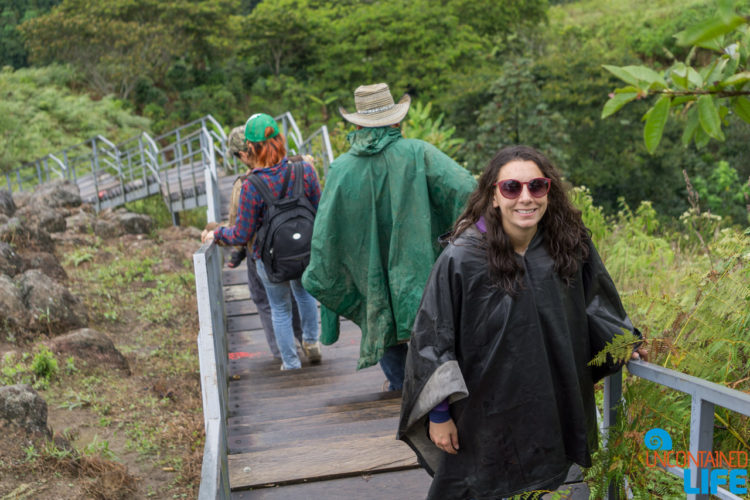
601, 0, 750, 153
19, 0, 236, 99
0, 0, 60, 68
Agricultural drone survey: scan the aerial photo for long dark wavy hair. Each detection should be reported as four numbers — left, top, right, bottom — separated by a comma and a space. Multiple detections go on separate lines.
453, 145, 590, 293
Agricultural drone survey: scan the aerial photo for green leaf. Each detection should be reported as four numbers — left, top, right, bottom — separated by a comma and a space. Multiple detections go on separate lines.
694, 125, 711, 149
643, 95, 670, 154
697, 95, 724, 140
675, 15, 746, 47
602, 65, 641, 87
601, 92, 638, 119
687, 67, 703, 88
733, 97, 750, 123
670, 63, 689, 89
704, 56, 729, 87
681, 107, 700, 147
720, 71, 750, 88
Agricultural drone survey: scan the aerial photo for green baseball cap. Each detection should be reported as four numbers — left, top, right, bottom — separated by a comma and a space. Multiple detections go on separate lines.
244, 113, 280, 142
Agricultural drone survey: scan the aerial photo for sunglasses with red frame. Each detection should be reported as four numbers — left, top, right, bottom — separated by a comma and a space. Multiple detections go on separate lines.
494, 177, 551, 199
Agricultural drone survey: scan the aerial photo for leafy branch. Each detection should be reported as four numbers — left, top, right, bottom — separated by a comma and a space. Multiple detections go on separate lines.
601, 0, 750, 153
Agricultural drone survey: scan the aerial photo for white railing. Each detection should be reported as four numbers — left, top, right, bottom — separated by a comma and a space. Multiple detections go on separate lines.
604, 361, 750, 500
193, 241, 230, 499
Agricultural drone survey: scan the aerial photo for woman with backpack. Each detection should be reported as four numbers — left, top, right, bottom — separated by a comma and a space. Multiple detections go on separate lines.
202, 113, 322, 370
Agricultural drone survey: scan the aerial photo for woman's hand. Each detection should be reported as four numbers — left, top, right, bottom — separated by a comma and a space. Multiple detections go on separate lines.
631, 347, 648, 361
429, 418, 459, 454
201, 229, 215, 245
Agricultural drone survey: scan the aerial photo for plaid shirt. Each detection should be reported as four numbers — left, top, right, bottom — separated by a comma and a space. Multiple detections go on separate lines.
214, 157, 321, 259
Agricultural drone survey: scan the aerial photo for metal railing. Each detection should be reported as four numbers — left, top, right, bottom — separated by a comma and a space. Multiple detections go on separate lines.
4, 113, 333, 225
194, 241, 230, 499
604, 361, 750, 500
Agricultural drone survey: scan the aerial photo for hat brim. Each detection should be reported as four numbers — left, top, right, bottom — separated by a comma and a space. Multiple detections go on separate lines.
339, 94, 411, 127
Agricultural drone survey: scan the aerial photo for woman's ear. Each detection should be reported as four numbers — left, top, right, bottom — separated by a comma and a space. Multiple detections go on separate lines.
491, 190, 500, 209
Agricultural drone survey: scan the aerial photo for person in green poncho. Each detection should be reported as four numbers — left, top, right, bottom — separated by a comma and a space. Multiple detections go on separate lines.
301, 83, 476, 391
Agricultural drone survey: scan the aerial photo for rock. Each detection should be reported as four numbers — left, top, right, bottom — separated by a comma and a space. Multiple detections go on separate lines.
65, 209, 96, 234
45, 328, 130, 375
0, 213, 7, 225
0, 274, 30, 332
93, 219, 124, 239
0, 217, 54, 253
11, 191, 33, 210
0, 384, 50, 436
15, 270, 87, 334
15, 205, 66, 234
0, 190, 15, 217
32, 179, 81, 208
21, 252, 67, 282
118, 213, 152, 235
0, 242, 23, 277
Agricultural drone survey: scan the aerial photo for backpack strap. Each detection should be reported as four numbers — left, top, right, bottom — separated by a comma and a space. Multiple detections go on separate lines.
248, 171, 276, 207
248, 158, 304, 205
291, 160, 306, 197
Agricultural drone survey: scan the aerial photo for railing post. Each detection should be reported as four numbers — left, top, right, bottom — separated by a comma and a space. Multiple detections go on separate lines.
203, 128, 222, 224
604, 371, 622, 500
687, 396, 715, 500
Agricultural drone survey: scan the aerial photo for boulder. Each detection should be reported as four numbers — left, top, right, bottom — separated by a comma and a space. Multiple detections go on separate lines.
11, 191, 33, 210
32, 179, 81, 208
45, 328, 130, 375
0, 274, 30, 332
21, 252, 68, 282
118, 213, 152, 235
15, 269, 87, 334
0, 242, 23, 277
93, 218, 124, 239
0, 384, 50, 436
15, 205, 66, 234
0, 217, 54, 253
0, 190, 15, 217
65, 209, 96, 234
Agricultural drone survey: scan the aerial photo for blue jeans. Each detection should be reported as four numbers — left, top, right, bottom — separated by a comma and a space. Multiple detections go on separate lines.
256, 260, 319, 369
246, 258, 302, 358
379, 343, 408, 391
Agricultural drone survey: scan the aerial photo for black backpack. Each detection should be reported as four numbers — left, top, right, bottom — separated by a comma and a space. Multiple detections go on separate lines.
249, 157, 316, 283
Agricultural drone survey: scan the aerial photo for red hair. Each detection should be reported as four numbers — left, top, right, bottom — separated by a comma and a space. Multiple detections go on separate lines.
248, 128, 286, 167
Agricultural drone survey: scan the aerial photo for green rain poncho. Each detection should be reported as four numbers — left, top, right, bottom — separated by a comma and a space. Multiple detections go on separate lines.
301, 127, 476, 369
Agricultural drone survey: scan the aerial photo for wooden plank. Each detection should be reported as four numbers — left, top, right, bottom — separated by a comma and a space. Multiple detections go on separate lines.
228, 392, 401, 426
228, 434, 418, 489
225, 285, 251, 302
228, 315, 264, 332
226, 300, 258, 316
227, 418, 401, 454
230, 468, 432, 500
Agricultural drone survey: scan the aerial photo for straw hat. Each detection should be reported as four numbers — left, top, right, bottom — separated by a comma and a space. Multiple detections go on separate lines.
339, 83, 411, 127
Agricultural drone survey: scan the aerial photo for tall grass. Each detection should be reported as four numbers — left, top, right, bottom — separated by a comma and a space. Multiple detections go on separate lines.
572, 187, 750, 498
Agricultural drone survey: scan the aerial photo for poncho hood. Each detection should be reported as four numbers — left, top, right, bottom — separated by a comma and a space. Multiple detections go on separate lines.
346, 126, 402, 156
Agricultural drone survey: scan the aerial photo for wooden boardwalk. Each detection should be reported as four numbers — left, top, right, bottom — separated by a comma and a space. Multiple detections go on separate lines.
221, 260, 431, 499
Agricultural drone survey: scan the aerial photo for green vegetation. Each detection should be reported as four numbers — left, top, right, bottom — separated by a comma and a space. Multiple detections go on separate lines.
0, 65, 150, 172
2, 0, 749, 497
572, 189, 750, 499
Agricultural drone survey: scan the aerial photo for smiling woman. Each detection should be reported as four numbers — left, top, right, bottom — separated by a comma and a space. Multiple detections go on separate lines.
397, 145, 646, 499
